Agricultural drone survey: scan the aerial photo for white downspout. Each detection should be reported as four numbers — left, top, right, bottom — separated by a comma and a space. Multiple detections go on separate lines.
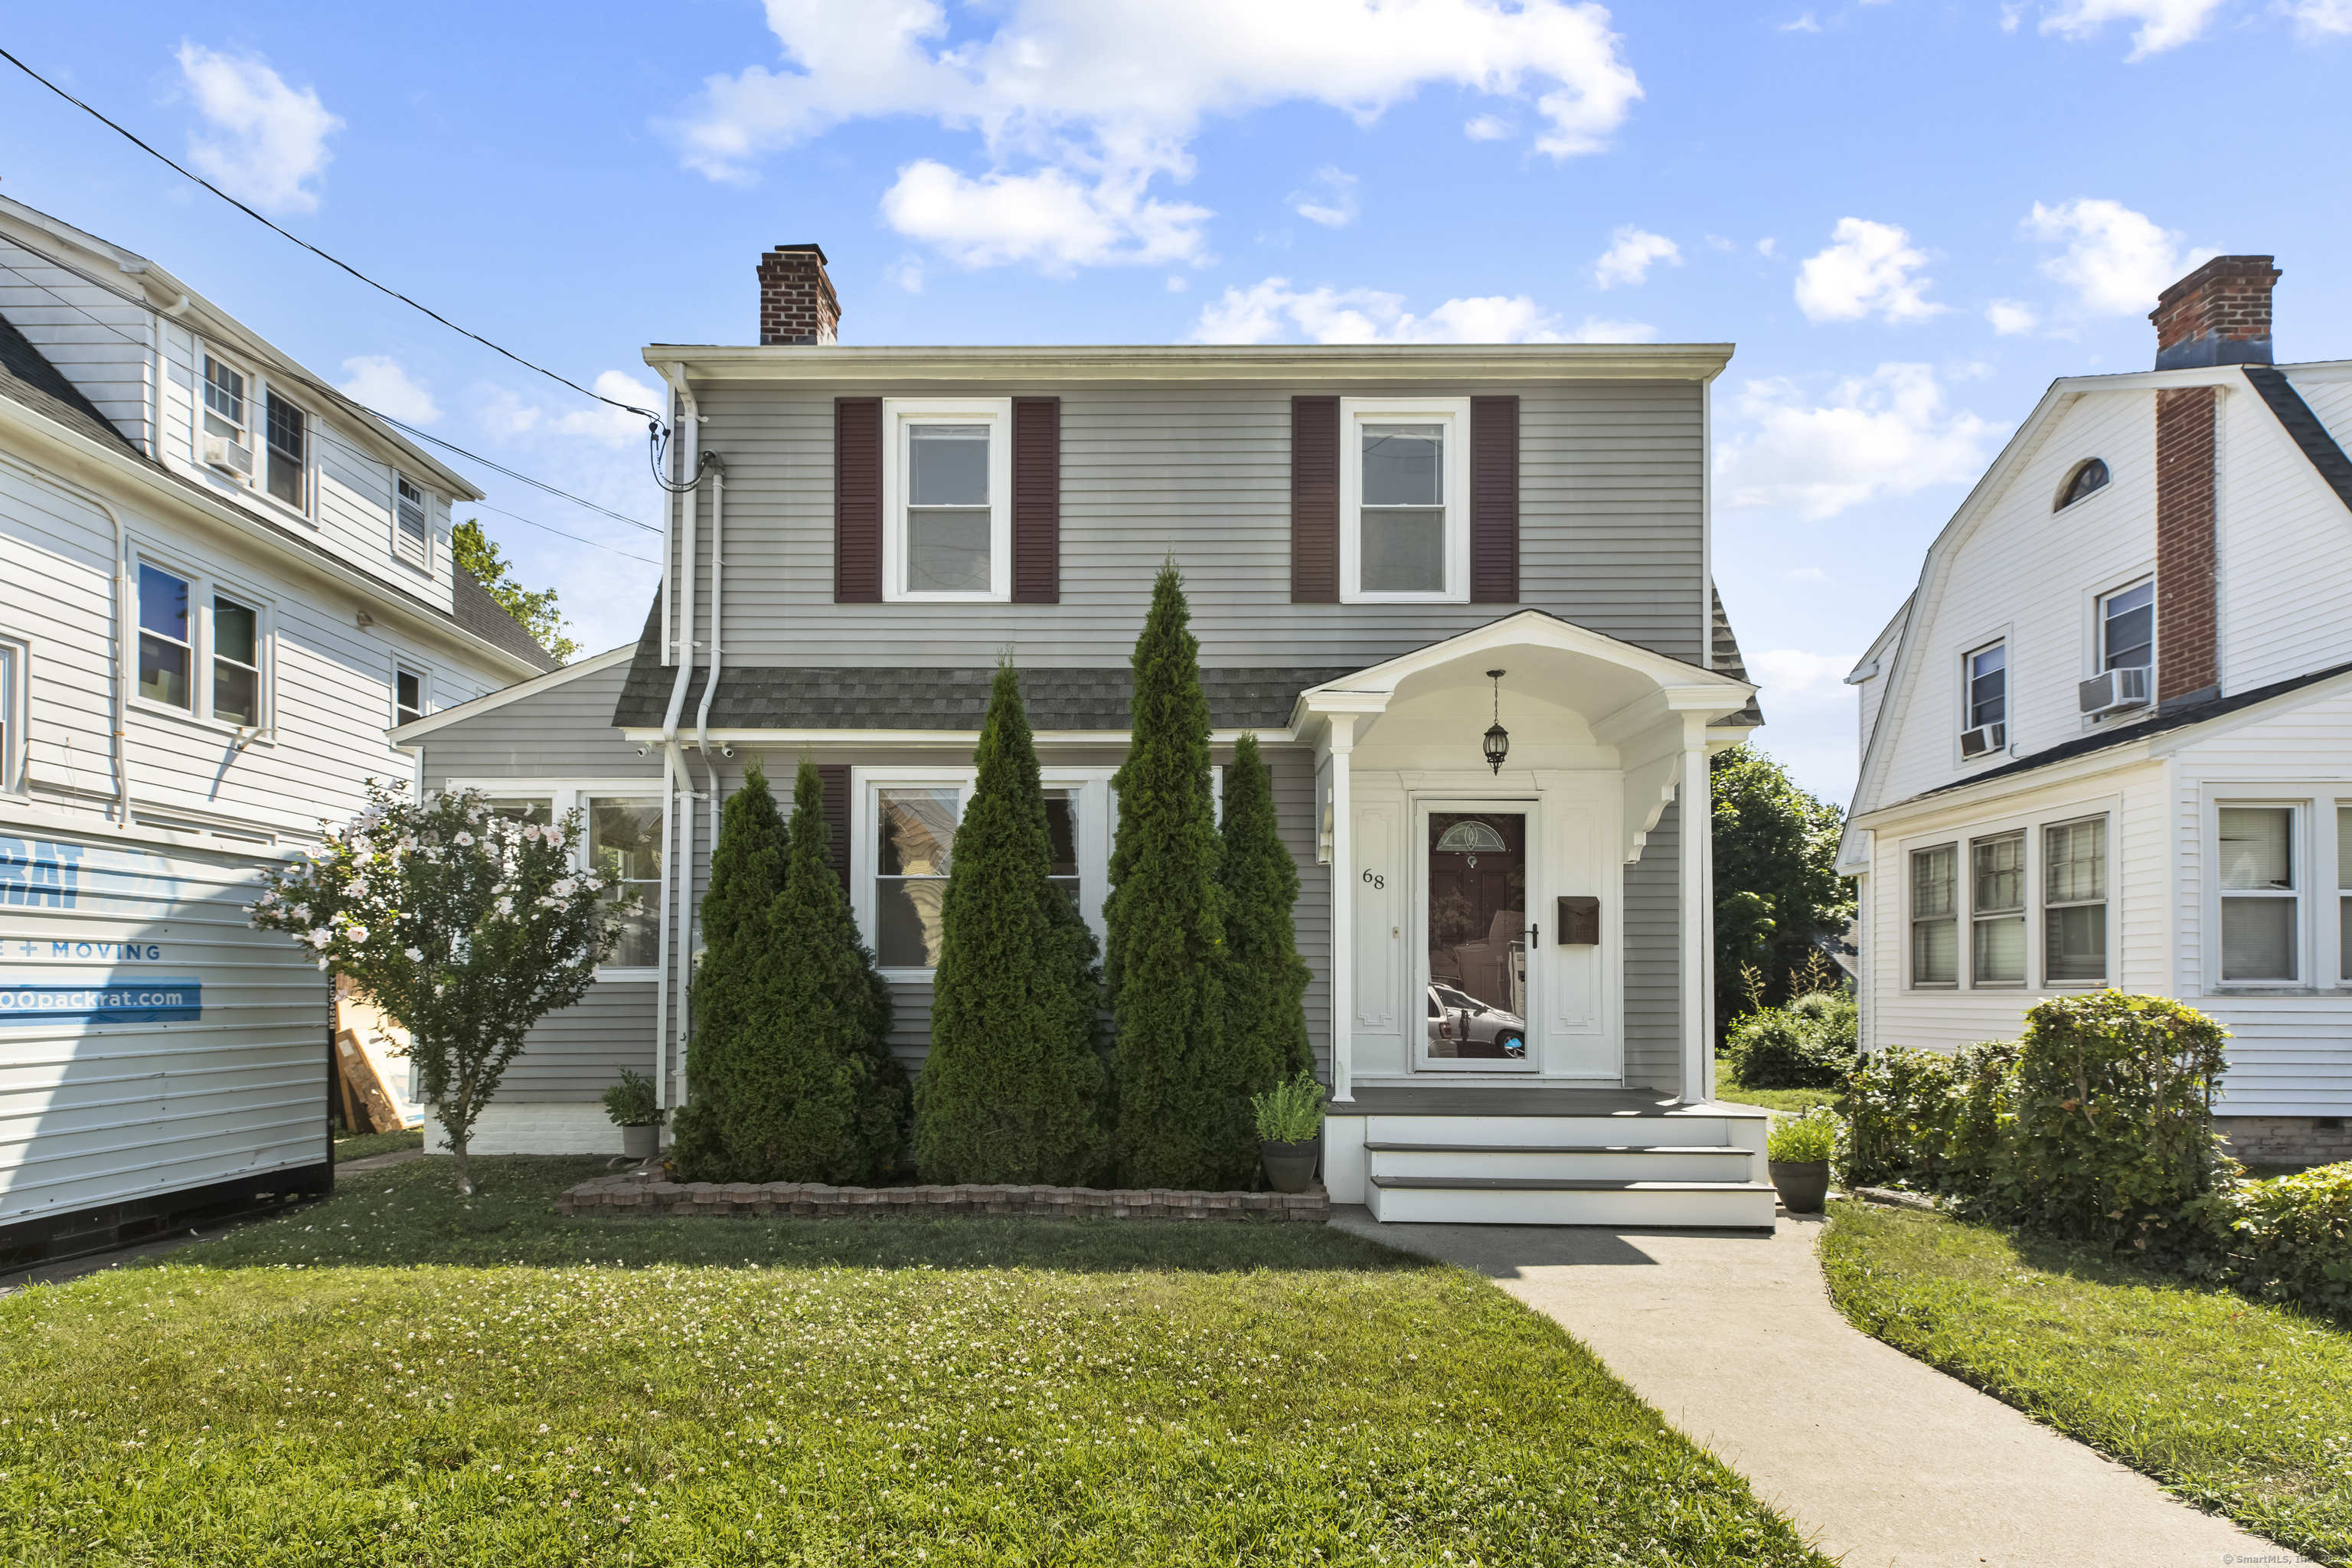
654, 365, 702, 1112
697, 460, 726, 861
113, 501, 135, 828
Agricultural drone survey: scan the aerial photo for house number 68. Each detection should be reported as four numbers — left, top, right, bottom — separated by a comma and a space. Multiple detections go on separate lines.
1361, 869, 1384, 888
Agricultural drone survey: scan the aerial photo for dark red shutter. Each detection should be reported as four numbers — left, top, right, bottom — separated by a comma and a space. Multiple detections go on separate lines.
1012, 397, 1060, 603
1291, 396, 1339, 603
815, 763, 852, 896
835, 398, 882, 603
1470, 395, 1520, 604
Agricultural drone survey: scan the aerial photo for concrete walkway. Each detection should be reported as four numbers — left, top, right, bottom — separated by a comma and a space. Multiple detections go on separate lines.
1331, 1204, 2285, 1568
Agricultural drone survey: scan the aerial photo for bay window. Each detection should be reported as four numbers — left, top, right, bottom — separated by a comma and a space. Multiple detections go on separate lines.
1340, 397, 1469, 603
2220, 805, 2298, 982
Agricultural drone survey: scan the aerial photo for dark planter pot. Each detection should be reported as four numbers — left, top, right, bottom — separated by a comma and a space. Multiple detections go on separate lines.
621, 1124, 661, 1161
1259, 1138, 1320, 1194
1768, 1159, 1831, 1214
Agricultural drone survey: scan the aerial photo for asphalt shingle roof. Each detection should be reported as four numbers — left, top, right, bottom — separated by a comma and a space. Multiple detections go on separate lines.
1710, 585, 1765, 727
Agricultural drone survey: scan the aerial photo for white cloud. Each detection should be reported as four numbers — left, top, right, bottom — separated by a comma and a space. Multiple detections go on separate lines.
1289, 168, 1361, 228
1780, 12, 1824, 31
2025, 198, 2215, 315
670, 0, 1642, 270
1786, 566, 1828, 580
1715, 363, 2005, 520
551, 371, 665, 449
338, 357, 440, 426
1751, 648, 1861, 698
1191, 276, 1636, 345
1592, 225, 1679, 289
1793, 218, 1946, 324
2282, 0, 2352, 36
2040, 0, 2229, 57
1464, 113, 1513, 139
884, 255, 926, 293
175, 43, 343, 214
1756, 237, 1778, 258
1984, 299, 2040, 335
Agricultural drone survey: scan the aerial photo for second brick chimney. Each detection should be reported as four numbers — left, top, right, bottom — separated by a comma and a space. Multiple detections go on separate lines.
757, 243, 840, 345
2150, 254, 2279, 371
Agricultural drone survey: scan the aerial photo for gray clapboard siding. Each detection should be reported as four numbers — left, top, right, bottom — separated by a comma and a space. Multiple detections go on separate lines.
1268, 745, 1332, 1080
419, 658, 656, 783
681, 380, 1704, 672
1621, 802, 1683, 1095
499, 982, 660, 1101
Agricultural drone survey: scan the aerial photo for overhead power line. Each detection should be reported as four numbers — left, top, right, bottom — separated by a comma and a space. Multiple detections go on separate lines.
0, 43, 665, 430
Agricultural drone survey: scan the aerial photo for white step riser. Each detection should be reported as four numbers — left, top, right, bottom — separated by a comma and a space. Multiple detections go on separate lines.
1366, 1115, 1745, 1148
1369, 1148, 1756, 1182
1367, 1184, 1779, 1228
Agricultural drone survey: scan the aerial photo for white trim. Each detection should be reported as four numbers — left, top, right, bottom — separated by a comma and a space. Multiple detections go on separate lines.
1339, 396, 1470, 604
390, 643, 636, 742
880, 397, 1012, 603
1410, 795, 1540, 1076
126, 545, 277, 738
648, 341, 1740, 386
0, 634, 25, 797
2206, 794, 2314, 991
1895, 792, 2122, 995
437, 778, 668, 981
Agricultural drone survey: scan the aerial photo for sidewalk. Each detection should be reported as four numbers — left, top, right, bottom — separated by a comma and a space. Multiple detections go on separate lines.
1330, 1205, 2283, 1568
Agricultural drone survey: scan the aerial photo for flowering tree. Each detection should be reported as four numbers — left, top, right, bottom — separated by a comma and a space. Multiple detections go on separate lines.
250, 780, 624, 1194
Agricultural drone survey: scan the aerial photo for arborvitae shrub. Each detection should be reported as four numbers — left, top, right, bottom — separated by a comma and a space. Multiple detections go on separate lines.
675, 760, 904, 1183
916, 665, 1110, 1184
668, 766, 789, 1176
1220, 732, 1315, 1093
1106, 562, 1241, 1190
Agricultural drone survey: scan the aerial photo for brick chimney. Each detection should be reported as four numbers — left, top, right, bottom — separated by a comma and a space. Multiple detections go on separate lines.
2150, 254, 2278, 371
757, 243, 839, 345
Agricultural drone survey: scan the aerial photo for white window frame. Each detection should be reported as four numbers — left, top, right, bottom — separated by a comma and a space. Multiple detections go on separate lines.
880, 397, 1012, 603
1907, 841, 1958, 989
2097, 577, 2154, 676
393, 473, 433, 571
1962, 637, 2007, 737
1968, 829, 2027, 988
442, 779, 668, 981
1901, 795, 2121, 995
0, 634, 24, 795
851, 766, 1118, 978
198, 350, 256, 482
2334, 799, 2352, 989
393, 663, 428, 728
2210, 798, 2307, 990
129, 548, 275, 735
2041, 814, 2111, 989
195, 340, 316, 524
1339, 396, 1472, 605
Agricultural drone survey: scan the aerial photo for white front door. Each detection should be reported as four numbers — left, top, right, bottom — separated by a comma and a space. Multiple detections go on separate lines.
1414, 799, 1540, 1073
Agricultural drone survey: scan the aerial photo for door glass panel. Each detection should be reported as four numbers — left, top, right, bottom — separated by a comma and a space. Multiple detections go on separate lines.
1426, 811, 1527, 1060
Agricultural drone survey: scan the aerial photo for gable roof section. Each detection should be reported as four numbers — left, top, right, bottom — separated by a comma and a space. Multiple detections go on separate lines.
2246, 365, 2352, 514
0, 309, 142, 456
390, 639, 639, 743
1710, 585, 1765, 727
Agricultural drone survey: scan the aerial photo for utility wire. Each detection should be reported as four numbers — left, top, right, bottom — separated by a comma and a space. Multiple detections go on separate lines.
464, 500, 658, 566
0, 43, 665, 428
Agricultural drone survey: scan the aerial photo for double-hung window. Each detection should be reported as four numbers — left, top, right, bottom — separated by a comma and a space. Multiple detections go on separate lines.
394, 475, 431, 568
2044, 816, 2107, 984
874, 787, 960, 966
201, 354, 253, 479
265, 391, 307, 509
590, 797, 665, 970
1971, 831, 2026, 985
0, 641, 18, 792
2099, 581, 2153, 675
1341, 397, 1469, 603
2340, 805, 2352, 983
211, 594, 261, 726
394, 668, 426, 727
1910, 844, 1958, 986
2220, 805, 2298, 982
881, 399, 1010, 602
136, 560, 271, 727
137, 564, 193, 710
1963, 641, 2007, 754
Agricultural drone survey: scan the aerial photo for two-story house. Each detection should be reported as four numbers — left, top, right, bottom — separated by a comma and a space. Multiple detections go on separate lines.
0, 196, 560, 1267
1839, 256, 2352, 1168
395, 243, 1779, 1226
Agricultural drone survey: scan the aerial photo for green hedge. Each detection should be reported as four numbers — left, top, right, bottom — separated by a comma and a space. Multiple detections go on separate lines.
1725, 988, 1857, 1089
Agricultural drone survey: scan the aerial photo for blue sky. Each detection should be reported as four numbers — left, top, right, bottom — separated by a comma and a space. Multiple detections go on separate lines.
4, 0, 2349, 802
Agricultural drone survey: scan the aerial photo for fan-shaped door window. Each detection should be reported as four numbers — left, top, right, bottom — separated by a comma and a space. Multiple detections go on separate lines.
1433, 821, 1508, 854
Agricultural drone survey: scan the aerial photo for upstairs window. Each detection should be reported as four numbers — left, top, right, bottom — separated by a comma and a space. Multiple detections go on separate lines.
394, 667, 425, 727
2057, 459, 2110, 509
211, 595, 260, 727
2100, 580, 2153, 673
881, 399, 1009, 602
0, 642, 18, 792
265, 391, 307, 510
201, 355, 253, 479
1962, 641, 2007, 757
137, 564, 192, 711
1910, 844, 1958, 986
2220, 805, 2297, 982
1341, 397, 1469, 603
394, 475, 431, 568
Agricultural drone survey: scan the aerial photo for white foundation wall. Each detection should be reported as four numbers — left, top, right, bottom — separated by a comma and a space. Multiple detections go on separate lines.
430, 1103, 635, 1157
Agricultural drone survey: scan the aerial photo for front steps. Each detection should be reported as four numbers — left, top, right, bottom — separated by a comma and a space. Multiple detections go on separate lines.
1343, 1107, 1777, 1228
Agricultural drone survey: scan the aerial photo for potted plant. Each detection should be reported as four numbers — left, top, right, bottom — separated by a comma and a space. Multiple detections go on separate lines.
602, 1068, 664, 1161
1766, 1107, 1837, 1214
1250, 1070, 1325, 1194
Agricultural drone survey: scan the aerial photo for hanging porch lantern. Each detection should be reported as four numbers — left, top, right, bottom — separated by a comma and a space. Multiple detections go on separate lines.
1481, 668, 1509, 774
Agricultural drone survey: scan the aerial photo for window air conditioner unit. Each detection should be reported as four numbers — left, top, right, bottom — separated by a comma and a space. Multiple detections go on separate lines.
2077, 665, 2150, 716
1960, 722, 2005, 759
201, 433, 253, 475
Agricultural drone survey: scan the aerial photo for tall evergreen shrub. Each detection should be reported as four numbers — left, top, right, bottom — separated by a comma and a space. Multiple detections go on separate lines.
1220, 733, 1315, 1090
916, 665, 1110, 1184
1106, 562, 1244, 1189
668, 766, 789, 1174
675, 760, 905, 1184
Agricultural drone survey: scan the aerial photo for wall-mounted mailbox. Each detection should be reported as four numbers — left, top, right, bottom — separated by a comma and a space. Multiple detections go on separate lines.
1557, 895, 1600, 946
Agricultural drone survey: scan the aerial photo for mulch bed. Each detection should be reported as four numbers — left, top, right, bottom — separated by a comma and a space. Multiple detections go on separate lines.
557, 1173, 1330, 1223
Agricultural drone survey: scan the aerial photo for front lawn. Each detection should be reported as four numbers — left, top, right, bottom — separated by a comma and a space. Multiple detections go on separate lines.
1820, 1198, 2352, 1563
0, 1156, 1826, 1566
1710, 1057, 1839, 1113
332, 1126, 424, 1163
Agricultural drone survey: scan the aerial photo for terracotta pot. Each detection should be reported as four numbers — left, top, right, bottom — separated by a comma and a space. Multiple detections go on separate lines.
621, 1123, 660, 1161
1259, 1138, 1319, 1194
1769, 1158, 1831, 1214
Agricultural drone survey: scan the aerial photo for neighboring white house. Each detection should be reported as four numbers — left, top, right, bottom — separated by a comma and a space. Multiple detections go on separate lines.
0, 195, 560, 1267
1839, 255, 2352, 1167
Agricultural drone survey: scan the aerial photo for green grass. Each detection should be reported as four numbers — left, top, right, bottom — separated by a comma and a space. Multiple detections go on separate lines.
1710, 1058, 1841, 1113
1820, 1199, 2352, 1563
332, 1126, 425, 1163
0, 1156, 1826, 1566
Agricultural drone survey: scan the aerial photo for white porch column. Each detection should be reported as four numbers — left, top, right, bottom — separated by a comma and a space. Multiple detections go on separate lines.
1679, 714, 1713, 1103
1320, 714, 1358, 1102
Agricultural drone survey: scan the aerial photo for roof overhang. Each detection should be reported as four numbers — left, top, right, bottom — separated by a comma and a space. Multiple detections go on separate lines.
390, 642, 639, 743
642, 342, 1736, 387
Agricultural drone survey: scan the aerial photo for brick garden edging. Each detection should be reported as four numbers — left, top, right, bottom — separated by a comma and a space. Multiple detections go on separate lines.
556, 1173, 1330, 1223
